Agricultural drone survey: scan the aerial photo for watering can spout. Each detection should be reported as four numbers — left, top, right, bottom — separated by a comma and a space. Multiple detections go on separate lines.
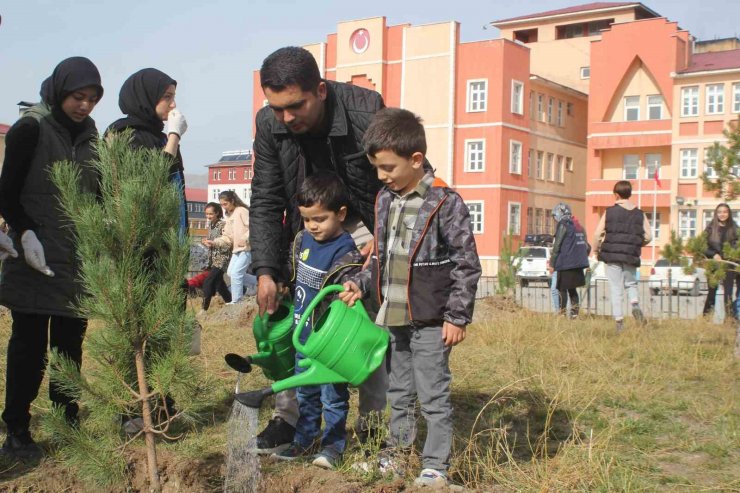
235, 387, 275, 409
271, 359, 346, 394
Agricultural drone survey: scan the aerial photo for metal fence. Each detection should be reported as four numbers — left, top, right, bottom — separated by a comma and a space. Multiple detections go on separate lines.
477, 276, 728, 321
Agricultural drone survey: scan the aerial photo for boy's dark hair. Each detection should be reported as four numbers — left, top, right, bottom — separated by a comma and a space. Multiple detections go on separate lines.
363, 107, 426, 159
260, 46, 322, 94
613, 180, 632, 199
297, 172, 350, 213
205, 202, 223, 219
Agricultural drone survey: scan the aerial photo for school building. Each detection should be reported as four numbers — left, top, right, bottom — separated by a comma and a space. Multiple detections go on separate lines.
248, 2, 740, 275
205, 149, 254, 205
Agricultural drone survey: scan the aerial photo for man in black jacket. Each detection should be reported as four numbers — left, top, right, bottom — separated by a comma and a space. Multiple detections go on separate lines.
249, 46, 386, 453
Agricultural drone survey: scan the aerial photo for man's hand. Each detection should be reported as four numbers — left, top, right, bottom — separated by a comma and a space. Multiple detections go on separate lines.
338, 281, 362, 306
360, 241, 374, 270
442, 321, 466, 347
257, 275, 278, 316
21, 230, 54, 277
0, 231, 18, 261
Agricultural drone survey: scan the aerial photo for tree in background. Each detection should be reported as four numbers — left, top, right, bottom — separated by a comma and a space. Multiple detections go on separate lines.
498, 232, 522, 296
701, 117, 740, 200
46, 133, 211, 490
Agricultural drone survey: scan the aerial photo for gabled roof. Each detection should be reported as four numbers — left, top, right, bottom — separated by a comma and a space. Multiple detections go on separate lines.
491, 2, 659, 26
185, 188, 208, 202
679, 49, 740, 74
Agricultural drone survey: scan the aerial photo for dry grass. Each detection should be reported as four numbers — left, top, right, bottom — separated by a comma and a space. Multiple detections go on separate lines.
0, 298, 738, 492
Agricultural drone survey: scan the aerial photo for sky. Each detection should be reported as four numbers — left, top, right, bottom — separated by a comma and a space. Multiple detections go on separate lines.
2, 0, 739, 176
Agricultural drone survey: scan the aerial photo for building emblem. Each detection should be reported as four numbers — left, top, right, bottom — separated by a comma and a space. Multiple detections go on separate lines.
350, 28, 370, 54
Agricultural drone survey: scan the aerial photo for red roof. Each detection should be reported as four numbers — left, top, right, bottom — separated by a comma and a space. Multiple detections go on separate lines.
185, 188, 208, 202
492, 2, 652, 25
0, 124, 10, 135
679, 49, 740, 74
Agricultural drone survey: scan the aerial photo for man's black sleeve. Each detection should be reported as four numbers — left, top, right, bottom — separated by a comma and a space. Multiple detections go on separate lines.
0, 118, 40, 233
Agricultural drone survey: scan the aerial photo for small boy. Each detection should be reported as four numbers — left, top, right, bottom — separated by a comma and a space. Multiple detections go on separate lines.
340, 108, 481, 487
593, 180, 652, 332
272, 172, 364, 469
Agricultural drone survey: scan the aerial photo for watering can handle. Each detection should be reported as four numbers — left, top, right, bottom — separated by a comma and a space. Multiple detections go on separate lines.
292, 284, 362, 354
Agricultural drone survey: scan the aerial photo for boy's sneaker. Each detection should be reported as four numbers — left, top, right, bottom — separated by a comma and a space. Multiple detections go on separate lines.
271, 442, 313, 461
1, 430, 43, 461
414, 468, 448, 487
312, 448, 341, 470
632, 306, 647, 326
254, 417, 295, 454
615, 319, 625, 333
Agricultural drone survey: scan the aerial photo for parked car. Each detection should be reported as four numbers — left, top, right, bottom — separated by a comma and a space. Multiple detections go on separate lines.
648, 258, 706, 296
515, 246, 551, 287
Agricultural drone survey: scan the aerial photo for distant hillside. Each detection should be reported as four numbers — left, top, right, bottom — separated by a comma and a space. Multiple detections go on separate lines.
184, 174, 208, 189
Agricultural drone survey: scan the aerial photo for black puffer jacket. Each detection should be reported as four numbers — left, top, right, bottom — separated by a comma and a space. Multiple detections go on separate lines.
250, 80, 384, 280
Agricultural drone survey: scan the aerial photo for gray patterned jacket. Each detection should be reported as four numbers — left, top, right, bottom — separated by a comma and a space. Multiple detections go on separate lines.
355, 175, 481, 327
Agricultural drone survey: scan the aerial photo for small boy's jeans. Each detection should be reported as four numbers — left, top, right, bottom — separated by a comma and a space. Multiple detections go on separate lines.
387, 324, 452, 472
605, 262, 639, 320
293, 352, 349, 455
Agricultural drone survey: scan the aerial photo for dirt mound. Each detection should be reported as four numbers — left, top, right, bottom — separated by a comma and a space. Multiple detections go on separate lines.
474, 296, 521, 321
196, 297, 258, 328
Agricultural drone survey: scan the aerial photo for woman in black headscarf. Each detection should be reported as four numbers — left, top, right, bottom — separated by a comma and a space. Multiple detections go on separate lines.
107, 68, 189, 235
0, 57, 103, 460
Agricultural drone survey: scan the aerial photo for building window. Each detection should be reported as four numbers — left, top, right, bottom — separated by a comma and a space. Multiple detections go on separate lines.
465, 140, 485, 172
527, 207, 534, 234
647, 95, 663, 120
704, 148, 718, 178
228, 169, 236, 180
566, 156, 574, 172
467, 202, 484, 234
529, 91, 536, 119
580, 66, 590, 79
527, 149, 533, 177
536, 151, 544, 179
567, 102, 574, 116
703, 209, 714, 229
243, 169, 249, 180
547, 97, 554, 124
557, 100, 564, 127
537, 94, 544, 121
645, 212, 661, 240
680, 149, 698, 179
467, 80, 487, 112
508, 202, 521, 235
645, 153, 661, 179
511, 80, 524, 115
624, 96, 640, 121
681, 86, 699, 117
535, 208, 543, 234
734, 83, 740, 113
213, 170, 221, 180
679, 210, 697, 239
706, 84, 725, 114
546, 153, 554, 181
509, 140, 522, 174
623, 154, 639, 180
557, 155, 565, 183
212, 188, 220, 200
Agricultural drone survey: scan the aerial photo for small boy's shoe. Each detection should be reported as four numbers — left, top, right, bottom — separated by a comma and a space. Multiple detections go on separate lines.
615, 319, 624, 333
312, 448, 341, 469
414, 468, 448, 487
272, 442, 314, 461
632, 306, 647, 325
1, 430, 43, 461
255, 417, 295, 454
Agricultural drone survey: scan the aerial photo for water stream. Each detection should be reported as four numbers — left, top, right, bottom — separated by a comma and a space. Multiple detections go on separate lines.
224, 401, 261, 493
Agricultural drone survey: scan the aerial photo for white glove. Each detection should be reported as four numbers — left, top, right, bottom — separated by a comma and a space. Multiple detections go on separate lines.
0, 230, 18, 261
21, 230, 54, 277
167, 109, 188, 138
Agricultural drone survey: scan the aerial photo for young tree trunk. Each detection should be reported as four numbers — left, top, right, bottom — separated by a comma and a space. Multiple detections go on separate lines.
134, 345, 160, 492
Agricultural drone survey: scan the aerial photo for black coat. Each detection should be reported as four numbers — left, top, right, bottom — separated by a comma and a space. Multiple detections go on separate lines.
250, 80, 384, 280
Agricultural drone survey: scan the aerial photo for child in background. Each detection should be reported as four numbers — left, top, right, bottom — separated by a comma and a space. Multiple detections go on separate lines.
214, 191, 257, 303
199, 202, 232, 312
272, 172, 364, 469
340, 108, 481, 487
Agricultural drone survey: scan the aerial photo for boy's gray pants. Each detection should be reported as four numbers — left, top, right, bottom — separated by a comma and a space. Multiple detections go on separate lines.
273, 358, 388, 429
605, 262, 640, 320
386, 324, 452, 472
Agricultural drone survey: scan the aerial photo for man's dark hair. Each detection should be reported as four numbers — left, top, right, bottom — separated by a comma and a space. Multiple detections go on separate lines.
363, 107, 426, 159
260, 46, 322, 93
613, 180, 632, 199
297, 172, 350, 213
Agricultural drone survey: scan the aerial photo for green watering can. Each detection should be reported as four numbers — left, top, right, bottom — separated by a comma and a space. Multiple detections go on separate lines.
234, 285, 389, 408
224, 301, 296, 382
